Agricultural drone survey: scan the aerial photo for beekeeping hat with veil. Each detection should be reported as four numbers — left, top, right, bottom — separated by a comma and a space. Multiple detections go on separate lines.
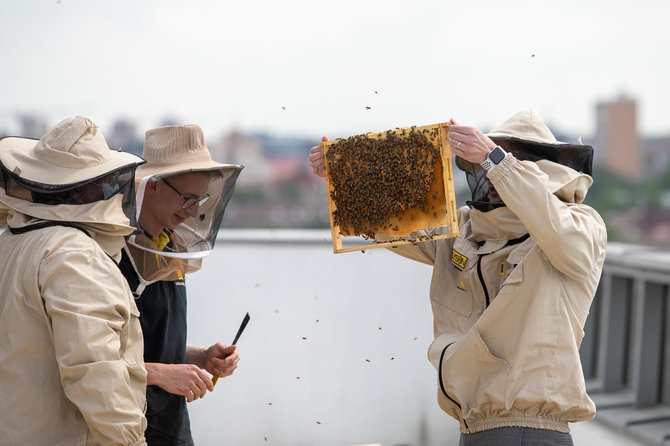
125, 124, 243, 285
0, 117, 144, 246
454, 110, 594, 212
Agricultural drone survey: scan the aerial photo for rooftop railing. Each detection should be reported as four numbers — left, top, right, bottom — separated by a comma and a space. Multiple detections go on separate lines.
581, 242, 670, 445
216, 231, 666, 444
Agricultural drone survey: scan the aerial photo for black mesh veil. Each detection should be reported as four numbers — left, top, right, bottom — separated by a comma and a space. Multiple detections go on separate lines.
499, 138, 593, 175
0, 160, 140, 226
125, 165, 243, 283
458, 138, 594, 212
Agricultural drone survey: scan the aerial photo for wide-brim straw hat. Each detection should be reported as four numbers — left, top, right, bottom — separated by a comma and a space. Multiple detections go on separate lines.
0, 116, 143, 186
136, 124, 241, 180
455, 110, 593, 175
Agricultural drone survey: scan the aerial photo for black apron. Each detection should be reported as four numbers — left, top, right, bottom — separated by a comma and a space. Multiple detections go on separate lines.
119, 249, 193, 446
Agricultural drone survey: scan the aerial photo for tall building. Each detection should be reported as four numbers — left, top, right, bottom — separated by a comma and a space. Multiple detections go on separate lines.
594, 97, 642, 177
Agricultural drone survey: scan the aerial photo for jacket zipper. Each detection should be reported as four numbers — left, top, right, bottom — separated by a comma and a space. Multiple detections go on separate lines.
438, 343, 470, 433
477, 254, 491, 308
476, 234, 529, 309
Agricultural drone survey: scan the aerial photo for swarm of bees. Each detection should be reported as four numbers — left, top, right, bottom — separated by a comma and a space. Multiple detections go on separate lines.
325, 127, 442, 239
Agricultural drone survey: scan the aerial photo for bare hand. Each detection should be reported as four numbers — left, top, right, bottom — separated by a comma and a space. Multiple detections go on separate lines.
448, 119, 496, 164
309, 136, 329, 178
147, 363, 213, 402
204, 343, 239, 378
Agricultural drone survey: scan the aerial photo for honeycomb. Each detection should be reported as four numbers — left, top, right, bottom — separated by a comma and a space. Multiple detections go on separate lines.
320, 122, 458, 252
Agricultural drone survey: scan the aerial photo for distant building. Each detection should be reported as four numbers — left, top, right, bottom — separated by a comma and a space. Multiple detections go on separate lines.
19, 115, 49, 139
212, 131, 273, 186
643, 136, 670, 175
158, 115, 181, 127
594, 97, 642, 177
107, 119, 143, 156
608, 208, 670, 247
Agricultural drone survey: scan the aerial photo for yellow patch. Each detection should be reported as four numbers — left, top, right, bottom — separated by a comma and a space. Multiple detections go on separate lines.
499, 261, 505, 275
177, 270, 184, 281
451, 249, 468, 270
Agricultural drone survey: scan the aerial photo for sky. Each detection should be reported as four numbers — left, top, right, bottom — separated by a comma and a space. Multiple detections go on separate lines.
1, 0, 669, 142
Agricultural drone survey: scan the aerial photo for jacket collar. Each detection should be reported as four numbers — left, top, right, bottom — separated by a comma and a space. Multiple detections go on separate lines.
469, 206, 528, 245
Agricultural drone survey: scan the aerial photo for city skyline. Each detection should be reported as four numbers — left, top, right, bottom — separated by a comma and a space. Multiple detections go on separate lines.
1, 0, 669, 141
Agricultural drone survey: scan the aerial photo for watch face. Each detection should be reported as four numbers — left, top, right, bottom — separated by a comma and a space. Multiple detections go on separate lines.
489, 146, 506, 164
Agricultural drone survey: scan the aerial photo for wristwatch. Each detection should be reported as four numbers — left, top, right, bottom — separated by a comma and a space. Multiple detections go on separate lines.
480, 145, 507, 170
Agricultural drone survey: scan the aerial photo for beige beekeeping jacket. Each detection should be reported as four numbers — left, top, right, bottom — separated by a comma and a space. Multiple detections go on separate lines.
390, 155, 607, 434
0, 189, 147, 445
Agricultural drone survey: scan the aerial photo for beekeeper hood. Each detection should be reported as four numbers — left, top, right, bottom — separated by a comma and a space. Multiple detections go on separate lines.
455, 110, 593, 211
125, 124, 243, 283
0, 116, 144, 257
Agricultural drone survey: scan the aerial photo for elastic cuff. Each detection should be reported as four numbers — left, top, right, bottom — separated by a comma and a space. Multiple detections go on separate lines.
465, 416, 570, 434
485, 153, 516, 184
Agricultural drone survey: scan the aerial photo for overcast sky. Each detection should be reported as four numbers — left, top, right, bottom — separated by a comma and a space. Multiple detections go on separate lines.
1, 0, 668, 141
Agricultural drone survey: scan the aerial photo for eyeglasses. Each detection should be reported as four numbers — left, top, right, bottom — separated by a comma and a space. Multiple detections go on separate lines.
161, 178, 210, 210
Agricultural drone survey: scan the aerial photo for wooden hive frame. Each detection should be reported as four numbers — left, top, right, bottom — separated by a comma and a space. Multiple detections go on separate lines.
320, 122, 459, 253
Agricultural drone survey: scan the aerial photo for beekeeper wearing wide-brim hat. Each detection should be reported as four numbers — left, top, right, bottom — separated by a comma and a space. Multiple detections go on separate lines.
308, 110, 607, 444
411, 111, 605, 441
125, 123, 243, 285
119, 124, 243, 445
0, 115, 144, 249
0, 116, 148, 445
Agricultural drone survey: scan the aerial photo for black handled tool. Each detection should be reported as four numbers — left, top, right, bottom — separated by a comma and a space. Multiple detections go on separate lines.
213, 312, 250, 386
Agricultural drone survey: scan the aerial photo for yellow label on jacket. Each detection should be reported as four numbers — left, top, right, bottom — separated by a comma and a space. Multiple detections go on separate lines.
451, 249, 468, 270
